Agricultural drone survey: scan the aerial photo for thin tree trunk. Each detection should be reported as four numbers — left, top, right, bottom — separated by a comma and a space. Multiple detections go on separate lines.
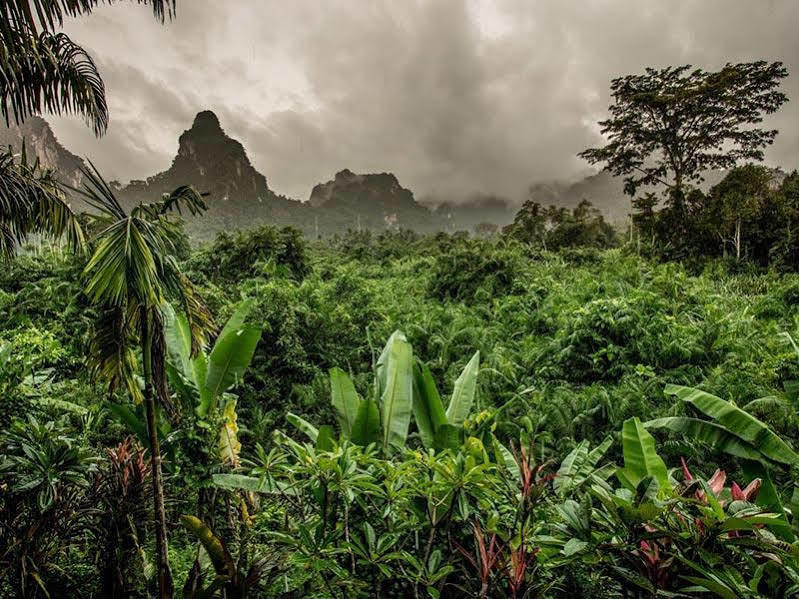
142, 310, 174, 599
735, 218, 742, 261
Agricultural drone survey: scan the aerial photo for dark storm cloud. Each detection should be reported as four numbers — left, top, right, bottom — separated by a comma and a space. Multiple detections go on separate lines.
49, 0, 799, 202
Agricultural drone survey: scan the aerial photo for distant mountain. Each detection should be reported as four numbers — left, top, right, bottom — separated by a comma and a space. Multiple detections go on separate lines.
422, 194, 516, 232
309, 169, 442, 233
4, 112, 789, 238
527, 172, 637, 223
118, 110, 307, 236
0, 116, 86, 188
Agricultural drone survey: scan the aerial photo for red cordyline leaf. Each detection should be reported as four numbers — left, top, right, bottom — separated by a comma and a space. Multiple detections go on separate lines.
681, 457, 725, 504
455, 521, 505, 586
511, 440, 553, 501
639, 540, 659, 567
731, 479, 762, 502
506, 543, 539, 598
681, 457, 761, 506
707, 469, 726, 496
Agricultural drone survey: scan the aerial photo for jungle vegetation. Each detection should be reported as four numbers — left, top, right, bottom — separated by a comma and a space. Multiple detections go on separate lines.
3, 2, 799, 597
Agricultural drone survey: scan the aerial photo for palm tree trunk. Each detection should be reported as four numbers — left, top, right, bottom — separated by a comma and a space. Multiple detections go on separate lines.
141, 310, 174, 599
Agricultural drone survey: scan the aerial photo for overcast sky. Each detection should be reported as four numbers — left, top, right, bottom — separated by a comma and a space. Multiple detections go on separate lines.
47, 0, 799, 202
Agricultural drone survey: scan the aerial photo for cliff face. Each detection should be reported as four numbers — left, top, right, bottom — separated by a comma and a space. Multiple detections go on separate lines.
118, 111, 306, 236
0, 116, 85, 187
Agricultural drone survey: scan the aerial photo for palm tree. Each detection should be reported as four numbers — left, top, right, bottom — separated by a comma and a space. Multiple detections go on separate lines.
75, 164, 213, 599
0, 143, 83, 257
0, 1, 175, 257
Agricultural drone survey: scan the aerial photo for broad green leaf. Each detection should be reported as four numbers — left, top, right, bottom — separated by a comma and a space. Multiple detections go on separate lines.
562, 538, 588, 557
165, 361, 198, 408
286, 412, 319, 442
555, 440, 589, 497
217, 399, 241, 467
220, 299, 255, 336
316, 425, 335, 451
376, 330, 413, 450
644, 417, 769, 463
741, 460, 793, 541
445, 351, 480, 426
412, 361, 447, 450
492, 436, 520, 482
433, 423, 462, 451
212, 473, 284, 493
680, 576, 737, 599
665, 384, 799, 466
192, 352, 211, 416
163, 303, 192, 376
330, 367, 361, 437
203, 324, 261, 416
618, 417, 670, 493
106, 402, 149, 449
351, 398, 380, 446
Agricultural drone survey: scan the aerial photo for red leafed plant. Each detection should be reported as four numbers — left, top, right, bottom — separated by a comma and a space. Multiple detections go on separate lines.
455, 521, 506, 598
512, 440, 555, 505
505, 540, 540, 599
680, 458, 761, 505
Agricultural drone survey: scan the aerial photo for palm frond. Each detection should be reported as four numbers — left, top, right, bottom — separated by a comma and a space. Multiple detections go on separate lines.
1, 30, 108, 134
87, 304, 142, 403
69, 159, 127, 219
0, 1, 175, 134
175, 274, 215, 356
131, 185, 208, 220
83, 215, 169, 307
0, 144, 84, 258
0, 1, 174, 36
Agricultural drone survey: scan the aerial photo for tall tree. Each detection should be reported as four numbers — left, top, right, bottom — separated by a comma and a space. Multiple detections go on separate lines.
708, 164, 773, 260
631, 192, 658, 247
579, 62, 788, 214
76, 164, 212, 599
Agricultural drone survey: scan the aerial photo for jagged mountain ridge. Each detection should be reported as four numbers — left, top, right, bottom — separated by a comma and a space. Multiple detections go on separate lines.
117, 111, 441, 236
7, 111, 782, 237
118, 111, 307, 234
0, 116, 86, 188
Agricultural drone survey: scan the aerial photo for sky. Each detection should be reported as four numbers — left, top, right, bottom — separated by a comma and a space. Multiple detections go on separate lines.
47, 0, 799, 203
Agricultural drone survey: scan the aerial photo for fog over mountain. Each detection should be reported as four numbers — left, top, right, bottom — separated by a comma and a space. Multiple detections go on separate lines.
32, 1, 799, 204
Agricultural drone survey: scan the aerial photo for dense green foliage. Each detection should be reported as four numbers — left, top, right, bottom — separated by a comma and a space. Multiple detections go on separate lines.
4, 226, 799, 597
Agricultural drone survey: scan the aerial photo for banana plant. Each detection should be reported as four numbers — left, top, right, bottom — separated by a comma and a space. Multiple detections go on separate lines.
287, 330, 480, 454
165, 299, 262, 467
645, 384, 799, 538
180, 515, 280, 598
617, 417, 671, 495
412, 350, 480, 451
553, 437, 614, 499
